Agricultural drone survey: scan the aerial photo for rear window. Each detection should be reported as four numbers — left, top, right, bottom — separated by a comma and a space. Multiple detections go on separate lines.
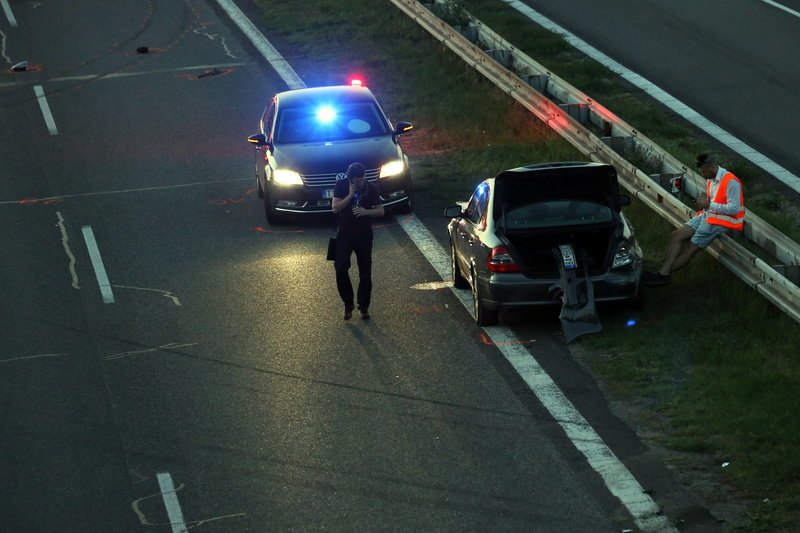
505, 200, 613, 229
275, 102, 390, 143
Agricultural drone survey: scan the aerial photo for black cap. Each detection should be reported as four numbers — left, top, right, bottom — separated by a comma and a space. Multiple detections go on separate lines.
695, 153, 717, 168
347, 162, 366, 179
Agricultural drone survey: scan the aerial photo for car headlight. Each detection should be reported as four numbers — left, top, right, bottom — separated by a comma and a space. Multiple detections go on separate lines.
273, 169, 303, 186
379, 159, 405, 178
612, 242, 634, 269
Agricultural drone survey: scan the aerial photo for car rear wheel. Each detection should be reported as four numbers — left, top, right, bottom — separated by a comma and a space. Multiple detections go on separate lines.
451, 242, 469, 289
264, 189, 288, 225
471, 271, 498, 326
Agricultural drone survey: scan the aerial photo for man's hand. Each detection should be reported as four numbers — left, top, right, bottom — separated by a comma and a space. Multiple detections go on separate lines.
352, 206, 368, 217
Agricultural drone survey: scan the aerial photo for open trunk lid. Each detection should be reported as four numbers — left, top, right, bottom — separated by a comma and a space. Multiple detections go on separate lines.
493, 162, 623, 276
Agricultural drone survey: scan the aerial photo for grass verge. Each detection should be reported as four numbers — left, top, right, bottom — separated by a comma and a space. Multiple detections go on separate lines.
256, 1, 800, 529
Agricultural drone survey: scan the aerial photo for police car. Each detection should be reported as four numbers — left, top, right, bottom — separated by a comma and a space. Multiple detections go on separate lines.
247, 81, 414, 224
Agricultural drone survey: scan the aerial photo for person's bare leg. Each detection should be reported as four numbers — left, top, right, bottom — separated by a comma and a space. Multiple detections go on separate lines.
659, 225, 695, 275
668, 243, 703, 273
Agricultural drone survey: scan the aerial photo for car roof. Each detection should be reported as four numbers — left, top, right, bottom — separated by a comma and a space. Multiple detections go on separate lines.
275, 85, 379, 109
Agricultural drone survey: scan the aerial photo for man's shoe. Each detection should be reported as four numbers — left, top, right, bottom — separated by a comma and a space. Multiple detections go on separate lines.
344, 306, 354, 320
359, 307, 370, 320
642, 270, 672, 287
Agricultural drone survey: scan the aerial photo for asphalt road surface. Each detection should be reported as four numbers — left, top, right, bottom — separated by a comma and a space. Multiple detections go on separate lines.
1, 1, 728, 531
517, 0, 800, 183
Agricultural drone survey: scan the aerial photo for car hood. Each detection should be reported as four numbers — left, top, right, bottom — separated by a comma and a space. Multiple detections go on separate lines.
273, 137, 401, 175
493, 162, 624, 216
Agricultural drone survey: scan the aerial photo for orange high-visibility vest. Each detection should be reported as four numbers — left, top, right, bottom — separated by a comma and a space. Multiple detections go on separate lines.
706, 172, 745, 231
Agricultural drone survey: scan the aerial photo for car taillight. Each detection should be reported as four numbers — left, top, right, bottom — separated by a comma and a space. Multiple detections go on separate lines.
488, 245, 520, 273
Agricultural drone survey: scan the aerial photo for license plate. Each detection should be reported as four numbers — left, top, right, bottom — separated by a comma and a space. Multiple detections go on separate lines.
322, 189, 335, 199
558, 244, 577, 269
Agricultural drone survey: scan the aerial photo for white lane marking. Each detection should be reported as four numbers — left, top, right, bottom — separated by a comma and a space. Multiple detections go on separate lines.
760, 0, 800, 18
156, 473, 188, 533
212, 0, 305, 89
104, 342, 197, 361
1, 0, 17, 27
33, 85, 59, 136
396, 215, 674, 533
132, 483, 246, 528
410, 280, 453, 290
0, 177, 250, 206
81, 225, 115, 304
225, 9, 673, 529
503, 0, 800, 193
57, 211, 80, 289
112, 285, 182, 306
0, 352, 65, 363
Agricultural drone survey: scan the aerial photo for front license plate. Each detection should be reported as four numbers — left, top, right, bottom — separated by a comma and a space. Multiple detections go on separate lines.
322, 189, 335, 199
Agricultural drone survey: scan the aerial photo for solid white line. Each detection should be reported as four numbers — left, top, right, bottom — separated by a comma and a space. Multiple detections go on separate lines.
396, 215, 675, 532
212, 0, 305, 89
33, 85, 59, 136
81, 225, 115, 304
760, 0, 800, 18
1, 0, 17, 27
156, 472, 188, 533
502, 0, 800, 193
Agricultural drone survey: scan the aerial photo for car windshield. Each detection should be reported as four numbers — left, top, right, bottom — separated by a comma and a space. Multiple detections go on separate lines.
275, 102, 390, 143
504, 200, 613, 229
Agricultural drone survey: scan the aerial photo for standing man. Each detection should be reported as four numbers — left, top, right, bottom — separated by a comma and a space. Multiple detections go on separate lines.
643, 154, 745, 286
332, 162, 384, 320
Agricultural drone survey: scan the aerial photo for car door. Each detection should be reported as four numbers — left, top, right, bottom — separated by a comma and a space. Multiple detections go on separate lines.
454, 182, 490, 282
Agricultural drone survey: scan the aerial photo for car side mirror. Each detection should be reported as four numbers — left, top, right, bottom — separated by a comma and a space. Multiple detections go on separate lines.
619, 194, 631, 207
395, 122, 413, 135
444, 205, 463, 218
247, 133, 268, 147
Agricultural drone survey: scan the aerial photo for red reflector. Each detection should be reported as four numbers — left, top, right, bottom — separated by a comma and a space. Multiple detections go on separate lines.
487, 245, 520, 273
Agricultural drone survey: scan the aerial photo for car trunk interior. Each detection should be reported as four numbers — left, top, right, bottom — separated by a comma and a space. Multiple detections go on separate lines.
502, 225, 617, 276
494, 164, 622, 276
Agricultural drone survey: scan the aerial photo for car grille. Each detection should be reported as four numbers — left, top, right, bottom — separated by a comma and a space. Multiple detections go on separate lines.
302, 168, 380, 187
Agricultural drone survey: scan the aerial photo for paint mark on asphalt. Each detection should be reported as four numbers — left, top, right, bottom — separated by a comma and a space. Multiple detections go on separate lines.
0, 352, 66, 363
57, 211, 80, 289
104, 342, 197, 361
112, 285, 182, 306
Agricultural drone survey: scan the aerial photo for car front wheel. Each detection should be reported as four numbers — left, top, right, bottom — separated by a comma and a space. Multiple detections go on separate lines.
264, 188, 288, 225
394, 179, 413, 214
451, 242, 469, 289
471, 271, 498, 326
256, 175, 264, 199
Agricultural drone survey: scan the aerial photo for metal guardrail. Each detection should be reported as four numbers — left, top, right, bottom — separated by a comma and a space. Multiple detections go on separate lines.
391, 0, 800, 324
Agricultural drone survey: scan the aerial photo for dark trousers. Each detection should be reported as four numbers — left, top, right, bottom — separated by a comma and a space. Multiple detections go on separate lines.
334, 230, 373, 311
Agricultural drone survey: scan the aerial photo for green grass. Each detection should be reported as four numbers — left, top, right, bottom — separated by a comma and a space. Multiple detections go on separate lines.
257, 1, 800, 529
